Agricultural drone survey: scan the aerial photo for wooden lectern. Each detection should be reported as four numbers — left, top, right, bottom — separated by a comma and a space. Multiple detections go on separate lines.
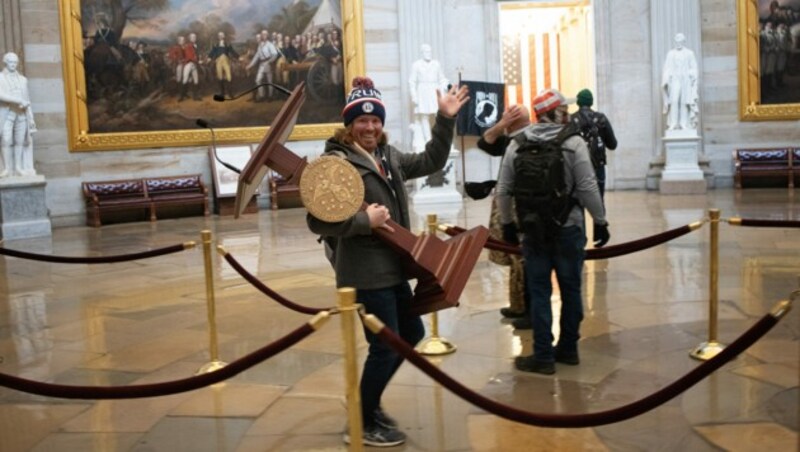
235, 82, 489, 315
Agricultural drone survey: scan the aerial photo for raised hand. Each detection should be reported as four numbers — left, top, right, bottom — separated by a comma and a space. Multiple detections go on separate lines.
436, 84, 470, 118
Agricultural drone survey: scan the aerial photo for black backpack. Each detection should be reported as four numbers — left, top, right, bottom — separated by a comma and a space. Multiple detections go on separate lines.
573, 112, 605, 169
512, 126, 579, 244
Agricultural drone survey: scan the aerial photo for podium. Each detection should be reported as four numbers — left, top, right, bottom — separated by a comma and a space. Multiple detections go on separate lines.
234, 82, 488, 315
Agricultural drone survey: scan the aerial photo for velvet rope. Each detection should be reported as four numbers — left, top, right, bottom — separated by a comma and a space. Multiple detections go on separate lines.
441, 224, 697, 260
0, 243, 190, 264
371, 312, 779, 428
584, 224, 695, 260
733, 218, 800, 228
0, 322, 316, 399
222, 252, 329, 315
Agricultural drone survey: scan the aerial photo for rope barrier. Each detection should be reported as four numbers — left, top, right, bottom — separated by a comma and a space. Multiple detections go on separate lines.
0, 242, 196, 264
360, 299, 791, 428
728, 217, 800, 228
219, 247, 331, 315
0, 312, 330, 399
440, 222, 703, 260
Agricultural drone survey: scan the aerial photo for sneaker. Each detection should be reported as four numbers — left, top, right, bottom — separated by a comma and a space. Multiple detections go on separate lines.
374, 407, 398, 429
511, 317, 532, 330
500, 308, 526, 319
514, 355, 555, 375
343, 424, 406, 447
555, 349, 580, 365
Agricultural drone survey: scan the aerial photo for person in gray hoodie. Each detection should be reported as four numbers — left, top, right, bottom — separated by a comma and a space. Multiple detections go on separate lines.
491, 88, 610, 376
307, 76, 469, 447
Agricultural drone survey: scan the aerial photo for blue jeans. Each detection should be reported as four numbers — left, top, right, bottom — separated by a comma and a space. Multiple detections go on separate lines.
522, 226, 586, 363
357, 282, 424, 427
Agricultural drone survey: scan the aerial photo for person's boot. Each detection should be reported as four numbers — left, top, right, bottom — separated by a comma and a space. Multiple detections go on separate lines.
178, 84, 187, 102
218, 80, 226, 99
192, 84, 201, 100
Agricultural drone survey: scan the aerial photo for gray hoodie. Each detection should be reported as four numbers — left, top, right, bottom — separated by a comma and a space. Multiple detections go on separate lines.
495, 122, 606, 231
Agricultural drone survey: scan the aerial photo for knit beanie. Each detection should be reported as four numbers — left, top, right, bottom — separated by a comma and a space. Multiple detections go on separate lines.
576, 89, 593, 107
342, 77, 386, 126
532, 88, 573, 116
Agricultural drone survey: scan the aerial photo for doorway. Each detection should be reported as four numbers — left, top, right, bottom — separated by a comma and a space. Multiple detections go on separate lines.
498, 1, 595, 115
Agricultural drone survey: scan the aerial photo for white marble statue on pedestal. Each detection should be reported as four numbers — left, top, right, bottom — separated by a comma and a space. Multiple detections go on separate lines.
661, 33, 699, 133
408, 45, 461, 215
409, 43, 448, 152
659, 33, 705, 194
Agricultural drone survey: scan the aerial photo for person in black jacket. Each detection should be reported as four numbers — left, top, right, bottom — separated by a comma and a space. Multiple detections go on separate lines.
569, 89, 617, 200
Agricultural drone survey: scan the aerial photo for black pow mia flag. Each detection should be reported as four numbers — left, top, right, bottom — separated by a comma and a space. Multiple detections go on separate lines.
456, 80, 505, 136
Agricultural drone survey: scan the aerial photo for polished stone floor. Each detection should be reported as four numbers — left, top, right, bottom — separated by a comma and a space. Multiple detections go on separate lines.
0, 189, 797, 452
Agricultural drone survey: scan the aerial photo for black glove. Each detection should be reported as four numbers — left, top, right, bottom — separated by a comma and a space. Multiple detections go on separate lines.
502, 223, 520, 245
593, 222, 610, 248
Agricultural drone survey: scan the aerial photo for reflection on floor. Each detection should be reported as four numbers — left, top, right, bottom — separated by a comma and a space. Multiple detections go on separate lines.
0, 189, 797, 451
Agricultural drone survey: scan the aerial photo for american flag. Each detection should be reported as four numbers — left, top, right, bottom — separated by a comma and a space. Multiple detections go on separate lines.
502, 31, 561, 120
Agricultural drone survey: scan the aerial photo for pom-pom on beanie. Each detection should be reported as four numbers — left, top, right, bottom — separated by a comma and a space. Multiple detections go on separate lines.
342, 76, 386, 126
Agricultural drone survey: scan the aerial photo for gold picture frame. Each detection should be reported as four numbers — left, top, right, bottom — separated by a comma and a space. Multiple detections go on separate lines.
57, 0, 365, 151
737, 0, 800, 121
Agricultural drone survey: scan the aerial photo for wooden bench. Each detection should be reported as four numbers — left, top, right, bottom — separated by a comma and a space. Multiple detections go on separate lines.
82, 175, 209, 227
145, 175, 209, 219
734, 148, 795, 189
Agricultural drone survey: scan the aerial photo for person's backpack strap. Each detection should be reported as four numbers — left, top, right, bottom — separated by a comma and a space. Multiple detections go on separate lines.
554, 122, 582, 146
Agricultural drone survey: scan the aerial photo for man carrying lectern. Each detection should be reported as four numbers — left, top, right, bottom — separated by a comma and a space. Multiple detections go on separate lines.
306, 76, 469, 447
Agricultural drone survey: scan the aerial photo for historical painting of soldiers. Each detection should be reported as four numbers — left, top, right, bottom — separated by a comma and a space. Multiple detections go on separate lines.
757, 0, 800, 105
61, 0, 358, 150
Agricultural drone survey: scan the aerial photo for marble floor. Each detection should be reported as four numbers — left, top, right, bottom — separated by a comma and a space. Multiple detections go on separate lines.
0, 188, 797, 452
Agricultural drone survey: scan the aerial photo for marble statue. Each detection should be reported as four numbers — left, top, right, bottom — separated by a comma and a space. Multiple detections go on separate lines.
409, 43, 448, 151
0, 52, 36, 177
661, 33, 699, 131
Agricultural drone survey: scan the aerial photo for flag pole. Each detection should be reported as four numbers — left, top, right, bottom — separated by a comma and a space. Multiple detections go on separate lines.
458, 70, 466, 198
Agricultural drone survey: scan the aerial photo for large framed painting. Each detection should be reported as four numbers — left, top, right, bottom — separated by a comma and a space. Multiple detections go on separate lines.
737, 0, 800, 120
57, 0, 365, 151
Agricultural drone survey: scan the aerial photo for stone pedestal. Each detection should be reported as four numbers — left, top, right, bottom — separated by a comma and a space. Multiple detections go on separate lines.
0, 176, 52, 240
412, 149, 463, 227
660, 130, 707, 194
413, 149, 462, 204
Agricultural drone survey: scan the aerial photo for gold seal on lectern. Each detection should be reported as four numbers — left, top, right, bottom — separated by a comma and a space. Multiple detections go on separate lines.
299, 156, 364, 222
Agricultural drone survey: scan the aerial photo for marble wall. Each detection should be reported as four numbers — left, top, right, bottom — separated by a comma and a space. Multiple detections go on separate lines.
10, 0, 800, 226
699, 0, 800, 186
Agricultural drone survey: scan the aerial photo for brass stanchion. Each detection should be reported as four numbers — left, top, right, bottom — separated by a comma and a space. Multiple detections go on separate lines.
690, 209, 727, 361
339, 288, 364, 451
415, 214, 457, 356
197, 230, 228, 374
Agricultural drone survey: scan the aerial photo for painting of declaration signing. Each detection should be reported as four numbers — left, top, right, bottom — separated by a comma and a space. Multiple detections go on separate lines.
79, 0, 346, 134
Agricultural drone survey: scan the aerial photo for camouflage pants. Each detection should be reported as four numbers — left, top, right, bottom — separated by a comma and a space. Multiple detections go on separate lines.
488, 198, 526, 313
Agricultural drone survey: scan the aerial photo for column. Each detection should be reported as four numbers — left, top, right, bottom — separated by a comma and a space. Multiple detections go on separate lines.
0, 0, 24, 58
